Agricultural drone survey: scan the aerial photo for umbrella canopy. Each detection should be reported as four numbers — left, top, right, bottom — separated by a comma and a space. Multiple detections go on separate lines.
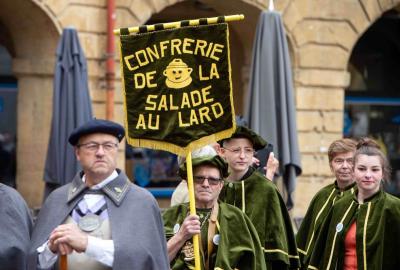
43, 27, 93, 198
244, 10, 302, 208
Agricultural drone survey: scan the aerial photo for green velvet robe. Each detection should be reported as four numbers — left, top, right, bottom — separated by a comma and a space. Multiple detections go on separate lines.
296, 181, 356, 269
163, 202, 267, 270
219, 169, 299, 270
308, 189, 400, 270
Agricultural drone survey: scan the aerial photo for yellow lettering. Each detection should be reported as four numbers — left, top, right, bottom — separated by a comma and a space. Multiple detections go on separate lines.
157, 95, 168, 111
134, 73, 146, 89
189, 110, 199, 125
205, 42, 213, 57
194, 40, 207, 56
145, 95, 157, 110
136, 114, 146, 129
182, 38, 194, 54
135, 50, 149, 66
169, 95, 179, 110
210, 44, 224, 61
145, 45, 160, 62
170, 39, 182, 55
124, 55, 138, 71
146, 71, 157, 88
181, 93, 191, 108
190, 90, 202, 107
211, 102, 224, 118
159, 40, 169, 58
199, 65, 209, 81
148, 114, 159, 130
209, 63, 220, 79
178, 112, 190, 127
198, 107, 212, 123
201, 86, 213, 103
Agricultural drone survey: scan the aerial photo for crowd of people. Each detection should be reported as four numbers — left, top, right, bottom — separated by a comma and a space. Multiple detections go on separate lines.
1, 118, 400, 270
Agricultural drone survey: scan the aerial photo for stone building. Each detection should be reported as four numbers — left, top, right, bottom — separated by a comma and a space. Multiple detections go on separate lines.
0, 0, 399, 219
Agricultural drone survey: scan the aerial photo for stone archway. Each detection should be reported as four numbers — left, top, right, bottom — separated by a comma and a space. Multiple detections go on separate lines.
280, 0, 400, 217
0, 0, 60, 207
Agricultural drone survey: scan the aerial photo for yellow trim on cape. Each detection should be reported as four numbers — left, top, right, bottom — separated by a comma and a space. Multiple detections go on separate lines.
263, 248, 300, 259
326, 201, 355, 270
363, 202, 372, 270
297, 248, 307, 255
305, 188, 336, 255
307, 265, 319, 270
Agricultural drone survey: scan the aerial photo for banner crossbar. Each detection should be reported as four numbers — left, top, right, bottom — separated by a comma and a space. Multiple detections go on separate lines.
114, 14, 244, 36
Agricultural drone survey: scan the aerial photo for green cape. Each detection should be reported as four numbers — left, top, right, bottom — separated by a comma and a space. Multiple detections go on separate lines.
308, 189, 400, 270
296, 181, 356, 269
219, 170, 299, 269
163, 202, 267, 270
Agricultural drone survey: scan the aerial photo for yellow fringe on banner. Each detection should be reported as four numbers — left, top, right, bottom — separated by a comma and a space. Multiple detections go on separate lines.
125, 127, 236, 157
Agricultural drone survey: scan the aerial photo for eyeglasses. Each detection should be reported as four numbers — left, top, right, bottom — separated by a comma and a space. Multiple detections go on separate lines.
223, 147, 255, 157
194, 175, 222, 186
77, 142, 118, 152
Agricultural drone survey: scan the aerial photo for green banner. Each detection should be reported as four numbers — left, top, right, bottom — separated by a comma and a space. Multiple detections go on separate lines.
119, 23, 235, 155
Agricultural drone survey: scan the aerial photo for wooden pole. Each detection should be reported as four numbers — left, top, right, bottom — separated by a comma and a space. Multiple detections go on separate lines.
185, 151, 201, 270
113, 14, 245, 35
59, 255, 67, 270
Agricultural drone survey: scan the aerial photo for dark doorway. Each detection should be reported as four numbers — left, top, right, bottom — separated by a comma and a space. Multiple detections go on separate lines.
345, 9, 400, 197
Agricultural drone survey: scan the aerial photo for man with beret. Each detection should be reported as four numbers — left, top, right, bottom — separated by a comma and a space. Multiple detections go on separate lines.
28, 119, 169, 270
163, 154, 266, 270
218, 126, 299, 270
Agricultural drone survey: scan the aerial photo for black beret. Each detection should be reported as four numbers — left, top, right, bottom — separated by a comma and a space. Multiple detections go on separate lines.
218, 126, 267, 151
179, 155, 229, 180
68, 119, 125, 146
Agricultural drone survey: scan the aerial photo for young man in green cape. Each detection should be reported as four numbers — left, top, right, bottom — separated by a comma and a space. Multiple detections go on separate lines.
296, 138, 357, 269
163, 155, 266, 270
218, 126, 299, 270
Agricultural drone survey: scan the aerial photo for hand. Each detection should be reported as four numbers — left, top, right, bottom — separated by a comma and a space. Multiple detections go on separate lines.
177, 214, 200, 242
251, 156, 260, 167
48, 223, 88, 253
265, 152, 279, 181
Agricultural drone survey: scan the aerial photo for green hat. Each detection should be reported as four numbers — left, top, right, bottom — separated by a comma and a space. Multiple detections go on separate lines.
179, 155, 229, 180
219, 126, 267, 151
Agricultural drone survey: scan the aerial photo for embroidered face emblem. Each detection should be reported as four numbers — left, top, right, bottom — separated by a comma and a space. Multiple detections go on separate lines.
163, 58, 193, 89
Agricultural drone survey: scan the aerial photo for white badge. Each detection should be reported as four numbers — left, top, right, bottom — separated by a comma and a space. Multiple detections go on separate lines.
336, 223, 343, 233
173, 223, 180, 234
213, 234, 220, 245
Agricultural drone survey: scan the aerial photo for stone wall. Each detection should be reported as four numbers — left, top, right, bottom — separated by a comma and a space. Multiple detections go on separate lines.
4, 0, 400, 211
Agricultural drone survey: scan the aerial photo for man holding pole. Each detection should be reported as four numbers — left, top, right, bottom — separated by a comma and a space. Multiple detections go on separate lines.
163, 154, 266, 270
28, 119, 169, 270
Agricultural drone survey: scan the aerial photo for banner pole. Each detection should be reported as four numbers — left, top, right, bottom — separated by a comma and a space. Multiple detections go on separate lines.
186, 151, 201, 270
59, 255, 67, 270
114, 14, 244, 35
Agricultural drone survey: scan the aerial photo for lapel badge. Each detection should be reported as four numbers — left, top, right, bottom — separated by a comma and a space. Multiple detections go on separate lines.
336, 222, 344, 233
114, 187, 122, 193
213, 234, 220, 245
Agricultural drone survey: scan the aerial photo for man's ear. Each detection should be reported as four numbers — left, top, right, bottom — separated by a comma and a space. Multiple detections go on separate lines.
75, 147, 81, 161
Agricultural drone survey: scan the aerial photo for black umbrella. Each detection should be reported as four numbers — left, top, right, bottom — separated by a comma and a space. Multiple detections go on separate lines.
244, 9, 302, 209
43, 27, 93, 198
